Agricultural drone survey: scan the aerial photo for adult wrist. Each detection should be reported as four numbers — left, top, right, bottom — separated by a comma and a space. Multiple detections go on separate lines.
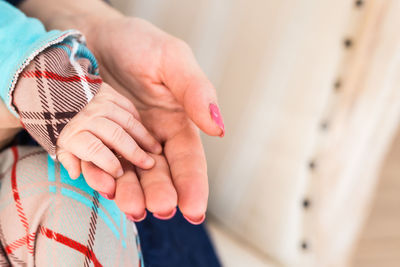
19, 0, 122, 50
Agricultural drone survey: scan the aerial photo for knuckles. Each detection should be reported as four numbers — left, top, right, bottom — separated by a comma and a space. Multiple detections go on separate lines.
168, 37, 192, 55
110, 125, 126, 144
125, 114, 137, 130
85, 138, 106, 159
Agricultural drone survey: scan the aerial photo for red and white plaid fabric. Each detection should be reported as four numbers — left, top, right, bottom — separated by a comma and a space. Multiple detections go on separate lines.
12, 39, 102, 157
2, 36, 144, 267
0, 146, 142, 266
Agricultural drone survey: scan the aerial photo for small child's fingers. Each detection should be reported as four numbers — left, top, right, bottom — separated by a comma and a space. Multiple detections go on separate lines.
61, 131, 124, 178
136, 154, 178, 219
102, 104, 162, 154
87, 117, 156, 170
114, 160, 146, 221
98, 83, 140, 119
57, 149, 81, 179
127, 121, 162, 154
81, 161, 116, 198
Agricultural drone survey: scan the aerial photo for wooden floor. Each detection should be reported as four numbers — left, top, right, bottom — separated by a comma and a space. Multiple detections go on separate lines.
350, 127, 400, 267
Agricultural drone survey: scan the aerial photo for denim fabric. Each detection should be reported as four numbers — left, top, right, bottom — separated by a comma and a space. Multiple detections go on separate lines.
136, 210, 221, 267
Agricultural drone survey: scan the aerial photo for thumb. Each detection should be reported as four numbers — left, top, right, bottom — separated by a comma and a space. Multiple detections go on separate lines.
57, 149, 81, 179
161, 39, 225, 137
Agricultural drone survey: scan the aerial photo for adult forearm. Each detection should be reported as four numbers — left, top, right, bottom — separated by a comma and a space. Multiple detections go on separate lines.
19, 0, 122, 52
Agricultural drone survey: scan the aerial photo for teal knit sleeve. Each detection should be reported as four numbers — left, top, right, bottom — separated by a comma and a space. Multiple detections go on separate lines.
0, 0, 80, 116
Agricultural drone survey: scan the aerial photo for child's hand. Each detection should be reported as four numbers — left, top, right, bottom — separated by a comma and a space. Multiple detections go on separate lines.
56, 83, 162, 184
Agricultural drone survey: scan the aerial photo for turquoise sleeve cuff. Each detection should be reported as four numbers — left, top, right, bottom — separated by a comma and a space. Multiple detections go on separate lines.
0, 0, 81, 117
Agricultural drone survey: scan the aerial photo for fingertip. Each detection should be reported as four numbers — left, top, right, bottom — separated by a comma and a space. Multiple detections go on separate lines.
175, 178, 208, 223
126, 210, 147, 222
203, 122, 225, 138
111, 156, 124, 178
183, 213, 206, 225
151, 143, 163, 155
69, 164, 82, 180
68, 169, 81, 180
153, 207, 177, 220
209, 103, 225, 137
178, 191, 208, 224
140, 155, 156, 170
99, 191, 114, 200
179, 203, 207, 223
177, 78, 224, 137
147, 156, 156, 168
81, 161, 116, 196
116, 168, 124, 178
58, 151, 81, 179
184, 96, 225, 137
110, 154, 125, 178
145, 187, 178, 216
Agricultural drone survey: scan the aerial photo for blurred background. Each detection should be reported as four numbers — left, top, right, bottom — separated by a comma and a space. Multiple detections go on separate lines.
112, 0, 400, 266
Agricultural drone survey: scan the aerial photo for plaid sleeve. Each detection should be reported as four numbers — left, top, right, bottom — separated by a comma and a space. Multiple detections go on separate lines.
12, 36, 102, 157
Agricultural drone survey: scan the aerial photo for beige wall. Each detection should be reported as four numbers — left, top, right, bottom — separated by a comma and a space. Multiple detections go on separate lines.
111, 1, 400, 266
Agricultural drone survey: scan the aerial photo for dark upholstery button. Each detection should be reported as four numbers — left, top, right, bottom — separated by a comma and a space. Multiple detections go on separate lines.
334, 79, 341, 91
344, 38, 353, 48
355, 0, 364, 7
301, 241, 309, 250
320, 121, 329, 130
308, 160, 316, 170
302, 198, 311, 209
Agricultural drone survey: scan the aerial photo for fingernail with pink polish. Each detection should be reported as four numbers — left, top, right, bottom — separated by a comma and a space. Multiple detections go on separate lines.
153, 208, 177, 220
126, 211, 147, 222
209, 103, 225, 137
183, 214, 206, 225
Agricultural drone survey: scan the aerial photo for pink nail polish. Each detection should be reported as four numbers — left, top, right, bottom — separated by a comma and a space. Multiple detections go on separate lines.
126, 211, 147, 222
153, 208, 177, 220
209, 103, 225, 137
99, 192, 113, 200
183, 214, 206, 225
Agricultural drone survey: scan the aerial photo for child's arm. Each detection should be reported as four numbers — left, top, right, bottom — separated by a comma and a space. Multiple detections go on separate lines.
0, 2, 163, 219
0, 1, 75, 149
1, 2, 160, 189
12, 39, 161, 179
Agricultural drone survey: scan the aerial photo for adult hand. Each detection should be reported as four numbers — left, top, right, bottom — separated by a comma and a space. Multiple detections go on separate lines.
21, 0, 225, 224
92, 17, 225, 224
